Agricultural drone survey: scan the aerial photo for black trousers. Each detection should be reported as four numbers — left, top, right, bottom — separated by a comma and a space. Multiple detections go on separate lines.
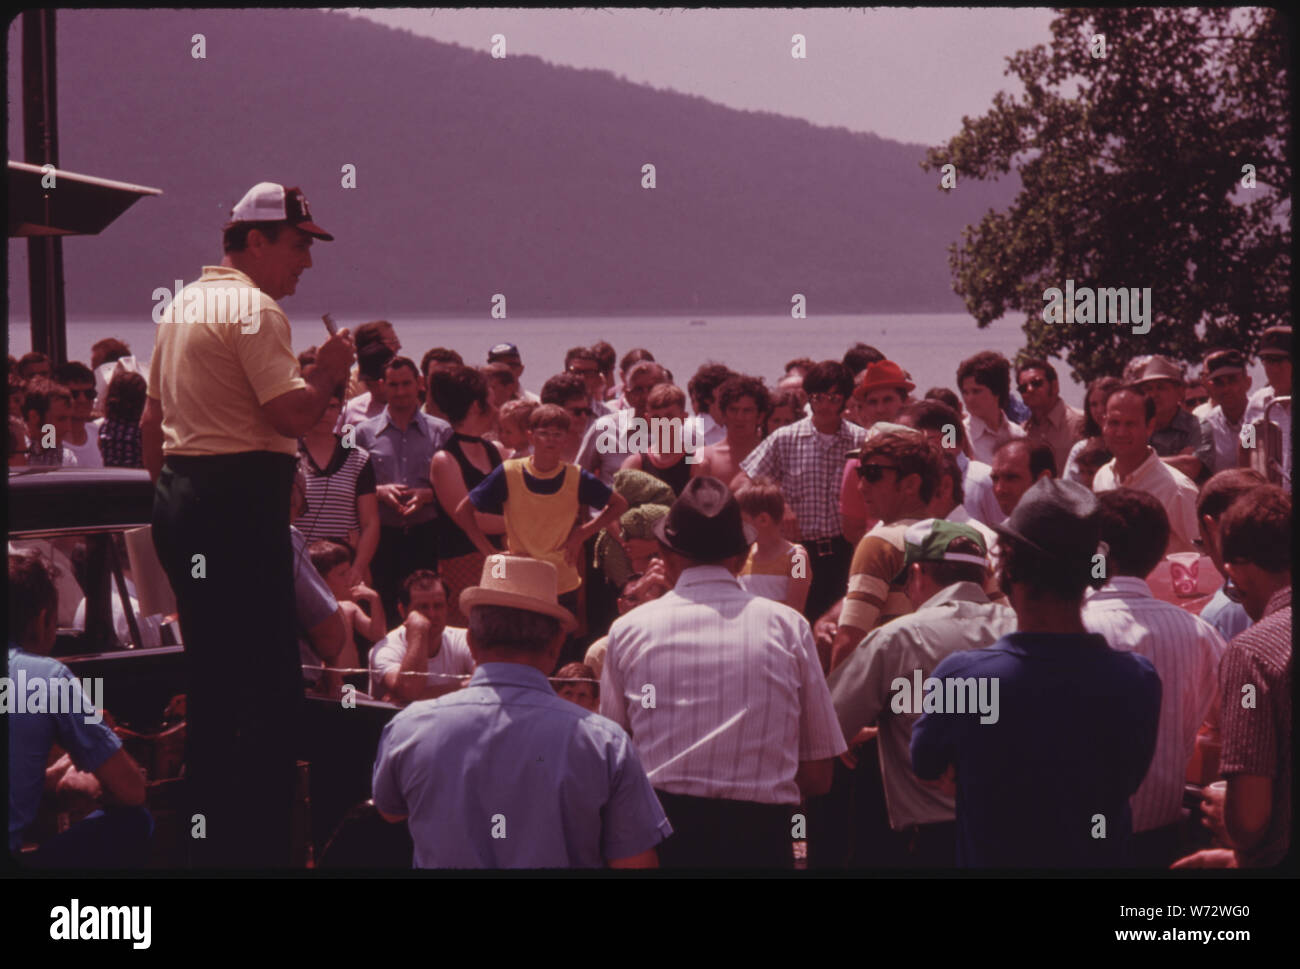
803, 535, 855, 624
654, 790, 795, 869
152, 452, 301, 868
371, 520, 440, 622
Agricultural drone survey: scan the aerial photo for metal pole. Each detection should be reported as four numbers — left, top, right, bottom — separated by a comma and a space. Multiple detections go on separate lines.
23, 9, 67, 365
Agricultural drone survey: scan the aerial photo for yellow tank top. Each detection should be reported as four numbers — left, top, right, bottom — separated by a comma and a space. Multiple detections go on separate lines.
502, 457, 582, 593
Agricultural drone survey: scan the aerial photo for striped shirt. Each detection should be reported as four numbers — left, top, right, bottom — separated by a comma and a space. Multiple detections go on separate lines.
740, 417, 869, 541
1218, 587, 1291, 867
600, 565, 847, 804
1081, 576, 1226, 832
297, 438, 375, 542
840, 519, 919, 633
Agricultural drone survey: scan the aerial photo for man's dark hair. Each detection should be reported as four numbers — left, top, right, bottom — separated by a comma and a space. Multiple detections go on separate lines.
354, 321, 394, 351
688, 363, 734, 413
468, 603, 563, 653
564, 346, 599, 369
421, 347, 464, 377
17, 352, 50, 379
1104, 384, 1157, 424
1196, 468, 1266, 523
397, 569, 446, 609
994, 439, 1057, 480
591, 341, 616, 375
899, 400, 966, 448
540, 372, 588, 407
105, 371, 148, 423
1082, 376, 1125, 436
53, 361, 94, 386
222, 221, 284, 253
90, 338, 131, 369
1015, 357, 1059, 386
802, 361, 854, 400
784, 357, 817, 376
9, 550, 59, 644
716, 374, 771, 417
1220, 485, 1291, 573
308, 540, 353, 577
957, 351, 1013, 412
382, 355, 420, 381
359, 343, 396, 381
918, 535, 986, 587
619, 348, 655, 376
923, 386, 962, 415
429, 365, 489, 424
22, 379, 69, 422
857, 432, 945, 503
1095, 489, 1171, 578
842, 343, 885, 376
998, 533, 1100, 602
938, 451, 965, 506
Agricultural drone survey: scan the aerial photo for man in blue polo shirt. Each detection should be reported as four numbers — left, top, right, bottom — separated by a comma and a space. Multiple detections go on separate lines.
8, 551, 152, 866
911, 478, 1161, 867
372, 555, 670, 868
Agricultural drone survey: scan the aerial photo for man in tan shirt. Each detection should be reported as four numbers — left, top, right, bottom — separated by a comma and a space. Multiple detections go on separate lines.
141, 182, 354, 868
1016, 358, 1085, 477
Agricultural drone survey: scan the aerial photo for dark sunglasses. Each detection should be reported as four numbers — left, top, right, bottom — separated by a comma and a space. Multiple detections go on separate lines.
1017, 378, 1046, 393
857, 463, 900, 482
70, 387, 98, 400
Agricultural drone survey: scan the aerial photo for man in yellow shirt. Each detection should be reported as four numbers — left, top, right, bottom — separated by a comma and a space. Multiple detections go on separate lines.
141, 183, 355, 868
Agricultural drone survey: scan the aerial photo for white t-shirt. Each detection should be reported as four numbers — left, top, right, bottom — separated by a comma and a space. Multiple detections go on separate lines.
368, 625, 474, 697
64, 419, 105, 468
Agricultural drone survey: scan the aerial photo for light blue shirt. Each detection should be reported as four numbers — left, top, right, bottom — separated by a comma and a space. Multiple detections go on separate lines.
355, 407, 452, 527
7, 645, 122, 852
372, 662, 671, 868
1199, 585, 1252, 642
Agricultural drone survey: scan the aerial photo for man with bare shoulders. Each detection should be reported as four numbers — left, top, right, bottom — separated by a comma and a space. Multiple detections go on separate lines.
693, 375, 770, 488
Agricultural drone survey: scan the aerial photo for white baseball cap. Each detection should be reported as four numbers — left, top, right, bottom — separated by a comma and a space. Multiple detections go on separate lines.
228, 182, 333, 241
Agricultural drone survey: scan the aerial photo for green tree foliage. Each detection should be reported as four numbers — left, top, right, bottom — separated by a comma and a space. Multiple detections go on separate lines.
924, 8, 1290, 382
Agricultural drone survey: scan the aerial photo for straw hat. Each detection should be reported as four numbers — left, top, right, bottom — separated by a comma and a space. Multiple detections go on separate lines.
459, 555, 577, 632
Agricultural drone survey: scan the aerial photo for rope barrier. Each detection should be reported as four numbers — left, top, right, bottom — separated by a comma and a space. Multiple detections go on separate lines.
299, 664, 600, 685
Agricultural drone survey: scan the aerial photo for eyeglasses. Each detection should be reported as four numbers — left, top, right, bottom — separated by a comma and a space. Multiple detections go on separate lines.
70, 387, 98, 401
808, 392, 845, 405
1017, 378, 1046, 393
568, 366, 599, 376
857, 463, 900, 482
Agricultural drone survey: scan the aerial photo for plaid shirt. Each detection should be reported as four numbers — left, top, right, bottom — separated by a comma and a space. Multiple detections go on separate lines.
741, 417, 868, 541
99, 418, 143, 468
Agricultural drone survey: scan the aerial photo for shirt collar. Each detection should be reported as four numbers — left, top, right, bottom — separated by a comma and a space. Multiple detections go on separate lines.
674, 564, 742, 590
1264, 586, 1292, 618
795, 416, 851, 440
377, 406, 433, 437
467, 661, 556, 693
200, 265, 257, 288
1115, 448, 1160, 485
915, 580, 991, 611
966, 412, 1001, 438
1085, 576, 1154, 601
1036, 397, 1067, 430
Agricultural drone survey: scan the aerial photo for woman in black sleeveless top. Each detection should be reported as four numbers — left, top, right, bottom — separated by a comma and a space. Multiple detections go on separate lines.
430, 365, 507, 626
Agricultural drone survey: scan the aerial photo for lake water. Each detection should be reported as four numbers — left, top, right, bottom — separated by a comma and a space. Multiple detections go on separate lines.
9, 312, 1262, 409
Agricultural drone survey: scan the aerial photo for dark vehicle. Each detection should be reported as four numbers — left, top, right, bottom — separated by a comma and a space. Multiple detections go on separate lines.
7, 467, 405, 867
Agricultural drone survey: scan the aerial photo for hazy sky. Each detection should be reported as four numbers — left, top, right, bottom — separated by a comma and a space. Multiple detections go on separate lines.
335, 7, 1058, 146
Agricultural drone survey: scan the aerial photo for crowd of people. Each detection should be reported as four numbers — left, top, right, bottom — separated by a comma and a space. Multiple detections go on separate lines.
7, 181, 1292, 871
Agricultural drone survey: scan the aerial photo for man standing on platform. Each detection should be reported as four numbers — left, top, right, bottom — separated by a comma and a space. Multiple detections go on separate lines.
143, 182, 355, 867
